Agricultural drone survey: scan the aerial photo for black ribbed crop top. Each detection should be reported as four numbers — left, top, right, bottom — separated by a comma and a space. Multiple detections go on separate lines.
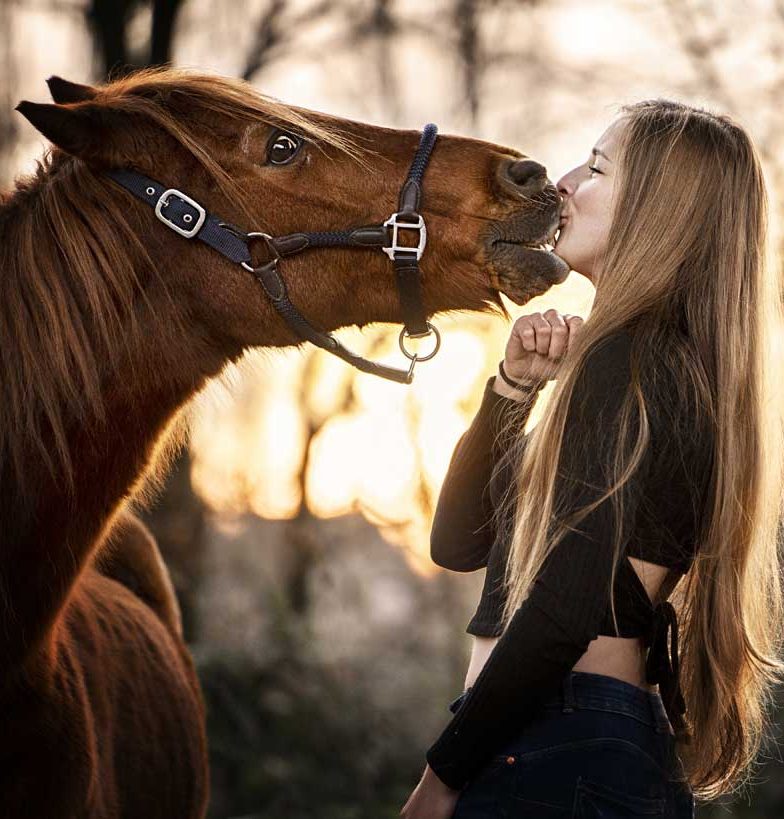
425, 329, 714, 791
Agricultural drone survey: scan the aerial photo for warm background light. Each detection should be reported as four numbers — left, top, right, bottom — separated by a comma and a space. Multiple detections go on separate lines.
189, 275, 595, 577
7, 0, 780, 630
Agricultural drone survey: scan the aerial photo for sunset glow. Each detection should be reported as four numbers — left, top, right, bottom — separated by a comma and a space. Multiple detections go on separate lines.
190, 277, 595, 576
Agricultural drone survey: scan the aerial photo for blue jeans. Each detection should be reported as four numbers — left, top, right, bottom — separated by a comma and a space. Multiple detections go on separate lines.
448, 671, 694, 818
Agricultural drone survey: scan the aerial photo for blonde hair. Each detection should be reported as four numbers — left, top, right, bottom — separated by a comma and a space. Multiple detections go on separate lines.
495, 99, 784, 801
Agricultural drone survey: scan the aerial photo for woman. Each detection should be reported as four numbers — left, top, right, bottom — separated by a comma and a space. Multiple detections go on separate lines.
401, 99, 784, 818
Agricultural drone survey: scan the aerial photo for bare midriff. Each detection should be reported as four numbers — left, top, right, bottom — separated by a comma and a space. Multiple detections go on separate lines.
463, 556, 673, 695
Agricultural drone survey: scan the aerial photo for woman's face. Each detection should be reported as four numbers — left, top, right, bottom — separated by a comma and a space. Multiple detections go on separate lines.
553, 117, 626, 283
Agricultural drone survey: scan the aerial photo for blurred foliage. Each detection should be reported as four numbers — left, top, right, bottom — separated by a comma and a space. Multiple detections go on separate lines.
200, 653, 422, 819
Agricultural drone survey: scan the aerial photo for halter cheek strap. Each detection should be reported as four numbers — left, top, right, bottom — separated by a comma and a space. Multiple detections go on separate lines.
105, 124, 441, 384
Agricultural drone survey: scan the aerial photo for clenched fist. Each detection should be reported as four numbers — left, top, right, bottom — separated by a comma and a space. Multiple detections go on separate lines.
494, 309, 584, 398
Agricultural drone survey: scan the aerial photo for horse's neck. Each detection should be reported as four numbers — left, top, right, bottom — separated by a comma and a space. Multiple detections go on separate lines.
2, 335, 219, 673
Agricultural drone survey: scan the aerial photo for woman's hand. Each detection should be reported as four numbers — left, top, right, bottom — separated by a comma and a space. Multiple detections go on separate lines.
494, 309, 584, 398
400, 764, 461, 819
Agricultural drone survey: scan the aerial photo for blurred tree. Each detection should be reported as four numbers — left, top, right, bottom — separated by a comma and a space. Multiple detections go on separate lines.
0, 0, 17, 185
86, 0, 186, 76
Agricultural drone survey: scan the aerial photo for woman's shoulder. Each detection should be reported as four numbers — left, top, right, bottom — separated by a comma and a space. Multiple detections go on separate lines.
575, 328, 704, 434
577, 327, 635, 377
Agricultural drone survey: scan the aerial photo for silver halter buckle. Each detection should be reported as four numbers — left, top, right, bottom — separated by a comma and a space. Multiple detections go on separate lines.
382, 212, 427, 261
154, 188, 206, 239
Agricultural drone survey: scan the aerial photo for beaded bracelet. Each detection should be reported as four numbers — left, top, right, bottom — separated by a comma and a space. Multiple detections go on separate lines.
498, 359, 548, 392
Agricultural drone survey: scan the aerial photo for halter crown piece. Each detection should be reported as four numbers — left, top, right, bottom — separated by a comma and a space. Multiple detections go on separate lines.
105, 124, 441, 384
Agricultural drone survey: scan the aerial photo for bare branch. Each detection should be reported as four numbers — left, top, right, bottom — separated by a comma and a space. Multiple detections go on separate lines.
241, 0, 288, 83
662, 0, 735, 111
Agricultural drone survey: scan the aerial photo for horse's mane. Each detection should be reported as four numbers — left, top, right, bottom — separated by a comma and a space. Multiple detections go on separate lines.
0, 68, 363, 505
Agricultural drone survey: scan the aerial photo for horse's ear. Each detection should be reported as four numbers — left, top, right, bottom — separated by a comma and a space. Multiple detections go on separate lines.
46, 75, 98, 104
15, 100, 133, 165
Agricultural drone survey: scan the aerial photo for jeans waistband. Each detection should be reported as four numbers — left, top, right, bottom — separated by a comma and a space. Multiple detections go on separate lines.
450, 671, 674, 736
546, 671, 673, 734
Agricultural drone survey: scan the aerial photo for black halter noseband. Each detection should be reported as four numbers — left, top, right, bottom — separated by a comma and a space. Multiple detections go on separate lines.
106, 124, 440, 384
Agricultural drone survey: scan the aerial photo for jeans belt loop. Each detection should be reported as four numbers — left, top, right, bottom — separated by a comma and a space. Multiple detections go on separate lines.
562, 672, 576, 713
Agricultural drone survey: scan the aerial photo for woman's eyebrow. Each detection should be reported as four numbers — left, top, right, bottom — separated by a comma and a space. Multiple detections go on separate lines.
592, 147, 613, 162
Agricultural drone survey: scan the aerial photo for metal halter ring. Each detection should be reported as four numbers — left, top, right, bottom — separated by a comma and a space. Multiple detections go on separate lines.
241, 232, 281, 272
398, 322, 441, 362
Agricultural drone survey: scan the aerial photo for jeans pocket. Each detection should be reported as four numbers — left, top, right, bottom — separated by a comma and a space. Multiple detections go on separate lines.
572, 775, 666, 818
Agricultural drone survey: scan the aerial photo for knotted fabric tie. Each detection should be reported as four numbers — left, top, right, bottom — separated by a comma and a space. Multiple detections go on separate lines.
644, 600, 691, 744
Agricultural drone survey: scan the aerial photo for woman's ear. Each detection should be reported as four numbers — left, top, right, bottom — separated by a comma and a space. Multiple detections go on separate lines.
14, 100, 138, 167
46, 75, 98, 104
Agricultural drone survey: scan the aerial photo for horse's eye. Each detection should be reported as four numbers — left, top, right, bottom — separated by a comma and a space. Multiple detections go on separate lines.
268, 133, 302, 165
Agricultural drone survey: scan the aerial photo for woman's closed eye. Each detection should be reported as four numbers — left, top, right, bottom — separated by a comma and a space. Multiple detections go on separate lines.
588, 164, 602, 176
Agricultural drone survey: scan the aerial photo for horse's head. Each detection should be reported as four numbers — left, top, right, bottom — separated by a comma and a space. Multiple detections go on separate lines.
15, 69, 567, 363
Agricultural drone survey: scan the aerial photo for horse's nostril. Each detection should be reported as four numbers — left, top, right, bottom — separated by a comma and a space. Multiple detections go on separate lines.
506, 158, 547, 193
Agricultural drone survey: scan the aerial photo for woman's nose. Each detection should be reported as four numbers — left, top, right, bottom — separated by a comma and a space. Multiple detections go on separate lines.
555, 169, 575, 197
503, 158, 548, 196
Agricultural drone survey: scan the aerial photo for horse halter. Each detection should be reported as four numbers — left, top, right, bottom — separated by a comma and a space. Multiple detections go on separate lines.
106, 124, 441, 384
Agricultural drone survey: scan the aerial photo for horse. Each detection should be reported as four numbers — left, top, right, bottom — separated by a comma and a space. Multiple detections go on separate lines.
0, 67, 566, 817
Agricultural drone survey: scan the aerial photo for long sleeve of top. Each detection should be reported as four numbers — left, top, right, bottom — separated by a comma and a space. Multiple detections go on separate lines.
429, 376, 545, 572
425, 331, 654, 790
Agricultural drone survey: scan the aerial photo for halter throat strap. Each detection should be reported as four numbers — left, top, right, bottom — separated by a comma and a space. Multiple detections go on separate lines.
105, 124, 440, 384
